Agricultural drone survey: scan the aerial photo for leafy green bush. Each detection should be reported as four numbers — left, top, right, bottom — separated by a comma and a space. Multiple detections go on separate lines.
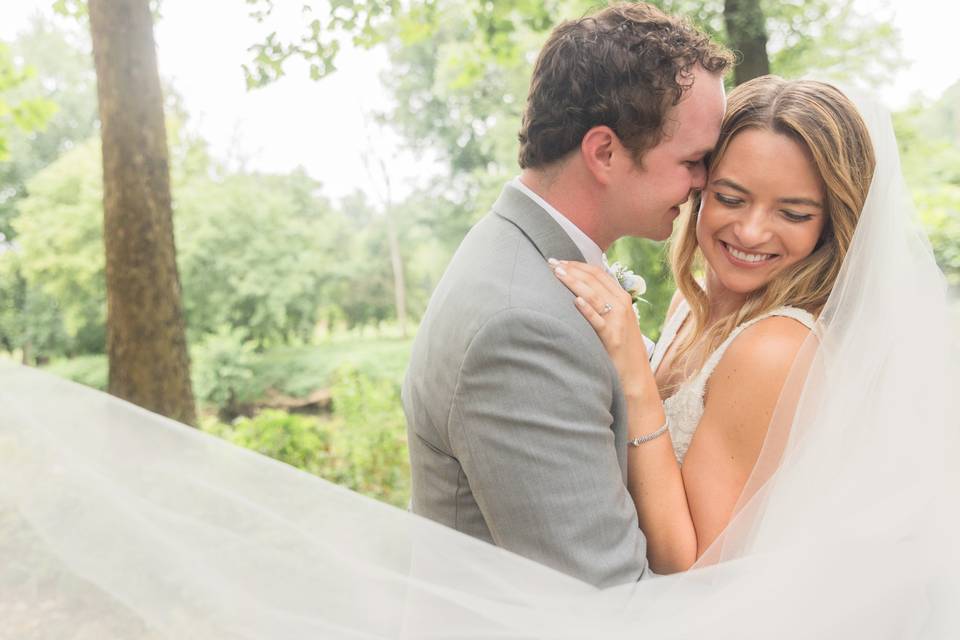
326, 366, 410, 507
203, 366, 411, 508
204, 410, 336, 475
191, 328, 262, 419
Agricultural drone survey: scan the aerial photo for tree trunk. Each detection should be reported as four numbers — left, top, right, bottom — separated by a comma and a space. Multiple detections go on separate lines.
385, 206, 408, 338
724, 0, 770, 86
89, 0, 197, 425
368, 153, 408, 339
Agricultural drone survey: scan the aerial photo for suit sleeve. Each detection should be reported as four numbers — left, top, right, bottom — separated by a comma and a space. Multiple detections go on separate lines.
447, 307, 648, 587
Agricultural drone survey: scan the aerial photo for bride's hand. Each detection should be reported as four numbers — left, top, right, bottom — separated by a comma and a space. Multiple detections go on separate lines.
549, 259, 658, 404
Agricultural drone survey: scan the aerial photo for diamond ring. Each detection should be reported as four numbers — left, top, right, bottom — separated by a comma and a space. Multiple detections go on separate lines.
600, 303, 614, 315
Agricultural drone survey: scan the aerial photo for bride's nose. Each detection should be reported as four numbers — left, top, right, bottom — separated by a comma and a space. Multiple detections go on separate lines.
732, 206, 774, 248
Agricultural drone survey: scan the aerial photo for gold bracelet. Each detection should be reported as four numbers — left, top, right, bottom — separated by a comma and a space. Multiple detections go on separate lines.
627, 419, 669, 447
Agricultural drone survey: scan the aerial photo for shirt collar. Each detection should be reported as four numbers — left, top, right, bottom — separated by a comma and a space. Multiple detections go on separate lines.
510, 176, 604, 267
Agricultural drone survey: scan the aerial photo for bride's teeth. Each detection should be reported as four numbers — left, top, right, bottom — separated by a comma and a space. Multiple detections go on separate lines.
727, 244, 772, 263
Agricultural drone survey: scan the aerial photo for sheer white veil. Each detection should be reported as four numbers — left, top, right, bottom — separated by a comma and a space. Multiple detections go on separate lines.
1, 89, 957, 638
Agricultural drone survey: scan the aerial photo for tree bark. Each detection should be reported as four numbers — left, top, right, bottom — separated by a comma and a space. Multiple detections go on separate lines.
89, 0, 197, 425
724, 0, 771, 86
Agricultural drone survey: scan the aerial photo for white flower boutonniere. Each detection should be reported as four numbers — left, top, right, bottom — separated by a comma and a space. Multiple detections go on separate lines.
602, 255, 647, 312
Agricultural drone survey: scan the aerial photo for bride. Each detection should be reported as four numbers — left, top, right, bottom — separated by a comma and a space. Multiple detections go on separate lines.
1, 79, 957, 637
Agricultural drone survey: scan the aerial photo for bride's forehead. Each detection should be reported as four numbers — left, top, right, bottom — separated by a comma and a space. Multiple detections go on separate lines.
712, 131, 824, 194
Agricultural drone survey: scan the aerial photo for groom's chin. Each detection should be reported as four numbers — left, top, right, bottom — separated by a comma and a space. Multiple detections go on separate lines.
647, 221, 676, 242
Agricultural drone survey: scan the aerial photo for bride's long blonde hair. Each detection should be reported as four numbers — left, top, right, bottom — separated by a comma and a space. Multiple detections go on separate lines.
669, 76, 875, 372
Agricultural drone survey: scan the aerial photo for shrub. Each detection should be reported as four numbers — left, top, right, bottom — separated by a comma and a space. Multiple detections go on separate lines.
202, 366, 411, 508
205, 410, 335, 476
191, 328, 262, 419
327, 366, 410, 507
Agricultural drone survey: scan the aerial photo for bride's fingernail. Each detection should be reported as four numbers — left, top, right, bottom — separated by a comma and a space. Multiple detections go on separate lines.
554, 266, 567, 277
547, 258, 559, 266
576, 296, 587, 306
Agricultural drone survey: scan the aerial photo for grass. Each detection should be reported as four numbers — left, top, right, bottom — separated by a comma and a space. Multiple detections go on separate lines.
44, 353, 109, 391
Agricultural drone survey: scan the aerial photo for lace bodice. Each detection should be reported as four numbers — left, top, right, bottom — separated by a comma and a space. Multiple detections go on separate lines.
648, 300, 817, 464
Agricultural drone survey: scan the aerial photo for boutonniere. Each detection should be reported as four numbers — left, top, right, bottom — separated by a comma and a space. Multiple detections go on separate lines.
603, 255, 647, 311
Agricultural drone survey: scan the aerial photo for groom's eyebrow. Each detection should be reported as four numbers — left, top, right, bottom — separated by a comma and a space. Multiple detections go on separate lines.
712, 178, 823, 208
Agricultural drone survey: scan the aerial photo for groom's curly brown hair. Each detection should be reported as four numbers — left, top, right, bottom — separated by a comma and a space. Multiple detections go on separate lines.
518, 2, 734, 169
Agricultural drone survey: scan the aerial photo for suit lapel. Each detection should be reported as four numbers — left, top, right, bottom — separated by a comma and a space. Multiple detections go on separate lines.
492, 183, 587, 264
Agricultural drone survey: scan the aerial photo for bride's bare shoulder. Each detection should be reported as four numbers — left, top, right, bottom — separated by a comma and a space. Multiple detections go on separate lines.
708, 316, 813, 400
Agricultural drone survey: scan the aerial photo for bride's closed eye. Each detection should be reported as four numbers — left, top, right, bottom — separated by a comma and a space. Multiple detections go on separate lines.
713, 192, 742, 206
781, 210, 815, 222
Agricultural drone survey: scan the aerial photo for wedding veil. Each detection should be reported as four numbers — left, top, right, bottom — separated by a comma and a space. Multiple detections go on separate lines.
2, 91, 957, 639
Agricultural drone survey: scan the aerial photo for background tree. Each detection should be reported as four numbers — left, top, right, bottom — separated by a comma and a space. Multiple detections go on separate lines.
0, 16, 96, 242
362, 137, 409, 337
0, 18, 86, 362
724, 0, 769, 84
88, 0, 196, 424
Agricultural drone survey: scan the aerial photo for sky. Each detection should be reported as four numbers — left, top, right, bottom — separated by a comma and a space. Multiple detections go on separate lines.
1, 0, 958, 204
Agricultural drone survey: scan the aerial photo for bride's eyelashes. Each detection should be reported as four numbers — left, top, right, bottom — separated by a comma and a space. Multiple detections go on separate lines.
713, 192, 742, 206
713, 192, 816, 223
781, 210, 815, 223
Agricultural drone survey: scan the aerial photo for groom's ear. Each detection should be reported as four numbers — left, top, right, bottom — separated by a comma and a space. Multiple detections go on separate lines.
581, 126, 619, 186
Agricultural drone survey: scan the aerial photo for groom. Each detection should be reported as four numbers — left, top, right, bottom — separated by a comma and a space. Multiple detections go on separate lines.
402, 3, 732, 587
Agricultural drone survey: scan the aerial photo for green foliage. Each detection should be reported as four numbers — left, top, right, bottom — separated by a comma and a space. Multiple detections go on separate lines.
7, 129, 417, 360
896, 87, 960, 290
0, 19, 100, 361
202, 366, 410, 508
0, 42, 58, 165
245, 336, 411, 400
10, 139, 106, 356
243, 0, 401, 88
325, 366, 410, 506
204, 409, 336, 475
0, 19, 90, 241
763, 0, 904, 87
176, 169, 341, 346
0, 251, 69, 357
191, 328, 261, 418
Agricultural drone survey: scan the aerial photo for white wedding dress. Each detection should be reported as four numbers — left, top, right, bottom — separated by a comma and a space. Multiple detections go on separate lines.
1, 92, 958, 638
650, 302, 816, 463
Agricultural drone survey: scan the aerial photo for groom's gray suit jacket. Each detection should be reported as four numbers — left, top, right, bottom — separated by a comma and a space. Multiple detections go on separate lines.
402, 183, 649, 587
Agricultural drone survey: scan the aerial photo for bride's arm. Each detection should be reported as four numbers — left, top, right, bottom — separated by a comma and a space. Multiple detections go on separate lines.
551, 260, 810, 573
681, 316, 812, 555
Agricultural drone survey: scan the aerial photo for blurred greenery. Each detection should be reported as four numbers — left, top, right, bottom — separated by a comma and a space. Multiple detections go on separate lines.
45, 335, 412, 399
201, 365, 411, 507
1, 7, 958, 507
